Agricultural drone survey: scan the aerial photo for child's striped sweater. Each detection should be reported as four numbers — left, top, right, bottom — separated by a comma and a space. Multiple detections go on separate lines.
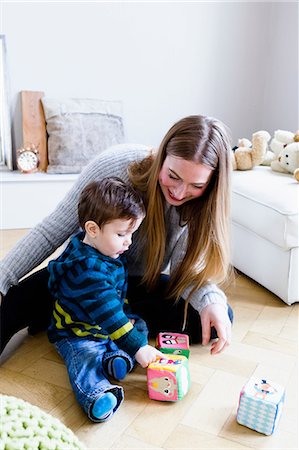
47, 232, 147, 357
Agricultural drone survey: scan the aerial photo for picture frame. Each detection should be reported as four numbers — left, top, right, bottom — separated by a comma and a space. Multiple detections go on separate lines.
0, 34, 13, 171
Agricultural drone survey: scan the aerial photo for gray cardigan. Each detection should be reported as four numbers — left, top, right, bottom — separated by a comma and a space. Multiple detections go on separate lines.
0, 144, 227, 314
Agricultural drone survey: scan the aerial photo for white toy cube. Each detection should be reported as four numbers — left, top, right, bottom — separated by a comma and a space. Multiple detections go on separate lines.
237, 377, 285, 435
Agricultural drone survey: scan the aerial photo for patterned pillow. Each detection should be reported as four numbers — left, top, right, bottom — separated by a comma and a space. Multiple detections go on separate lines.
41, 97, 124, 174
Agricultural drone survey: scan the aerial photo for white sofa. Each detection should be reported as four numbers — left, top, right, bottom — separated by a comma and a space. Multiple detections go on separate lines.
231, 166, 299, 305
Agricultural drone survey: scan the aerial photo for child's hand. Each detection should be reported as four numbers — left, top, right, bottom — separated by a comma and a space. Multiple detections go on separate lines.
135, 345, 164, 368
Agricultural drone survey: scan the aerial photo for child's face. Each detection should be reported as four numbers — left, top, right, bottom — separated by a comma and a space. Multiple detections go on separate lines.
91, 217, 143, 259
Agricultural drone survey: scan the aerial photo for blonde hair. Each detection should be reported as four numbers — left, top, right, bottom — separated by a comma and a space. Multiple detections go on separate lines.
128, 115, 233, 308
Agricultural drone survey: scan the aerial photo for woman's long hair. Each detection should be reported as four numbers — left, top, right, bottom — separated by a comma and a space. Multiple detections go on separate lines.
128, 115, 233, 307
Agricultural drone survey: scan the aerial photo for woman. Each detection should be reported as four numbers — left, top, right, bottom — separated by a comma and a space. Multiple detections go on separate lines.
0, 115, 233, 357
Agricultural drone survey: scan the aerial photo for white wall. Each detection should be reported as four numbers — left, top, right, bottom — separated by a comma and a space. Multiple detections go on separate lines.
1, 1, 298, 152
260, 2, 299, 133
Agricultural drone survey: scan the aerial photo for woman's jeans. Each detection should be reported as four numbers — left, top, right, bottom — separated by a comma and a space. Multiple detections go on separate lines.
55, 316, 147, 422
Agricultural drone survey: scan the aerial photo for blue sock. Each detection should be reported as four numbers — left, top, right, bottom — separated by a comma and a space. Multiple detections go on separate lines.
107, 356, 129, 381
92, 392, 117, 420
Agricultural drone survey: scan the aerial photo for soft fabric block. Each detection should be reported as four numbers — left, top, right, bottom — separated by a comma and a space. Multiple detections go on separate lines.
147, 354, 190, 401
237, 377, 285, 435
156, 332, 190, 358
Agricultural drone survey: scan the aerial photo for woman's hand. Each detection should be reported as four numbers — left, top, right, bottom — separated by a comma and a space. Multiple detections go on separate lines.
135, 345, 164, 368
200, 303, 232, 354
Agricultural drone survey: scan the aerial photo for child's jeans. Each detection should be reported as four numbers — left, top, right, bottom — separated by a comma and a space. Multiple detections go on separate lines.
54, 316, 148, 422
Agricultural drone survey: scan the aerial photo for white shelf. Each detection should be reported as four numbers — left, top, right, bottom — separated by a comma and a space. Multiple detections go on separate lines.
1, 170, 79, 182
1, 170, 79, 229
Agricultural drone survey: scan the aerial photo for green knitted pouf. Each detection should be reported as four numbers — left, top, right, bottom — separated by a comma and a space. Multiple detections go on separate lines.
0, 395, 86, 450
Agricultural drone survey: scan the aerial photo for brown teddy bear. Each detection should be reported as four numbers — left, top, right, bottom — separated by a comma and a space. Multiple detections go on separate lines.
231, 130, 271, 171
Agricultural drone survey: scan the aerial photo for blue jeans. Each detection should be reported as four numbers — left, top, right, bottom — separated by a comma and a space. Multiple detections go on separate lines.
54, 316, 148, 422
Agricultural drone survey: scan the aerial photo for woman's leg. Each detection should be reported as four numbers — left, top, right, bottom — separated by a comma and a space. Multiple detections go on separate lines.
0, 268, 53, 354
127, 275, 233, 344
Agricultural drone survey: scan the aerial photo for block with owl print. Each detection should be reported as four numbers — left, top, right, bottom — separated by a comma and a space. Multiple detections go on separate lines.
237, 377, 285, 435
156, 332, 190, 358
147, 354, 190, 401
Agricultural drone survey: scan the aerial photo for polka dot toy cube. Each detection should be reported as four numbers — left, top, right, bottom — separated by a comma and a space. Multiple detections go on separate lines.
156, 332, 190, 358
147, 354, 190, 401
237, 377, 285, 435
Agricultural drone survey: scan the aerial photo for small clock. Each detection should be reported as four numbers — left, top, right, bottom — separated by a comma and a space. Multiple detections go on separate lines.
17, 144, 40, 173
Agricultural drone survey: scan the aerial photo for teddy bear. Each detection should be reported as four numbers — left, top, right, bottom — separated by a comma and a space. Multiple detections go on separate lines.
231, 130, 271, 171
269, 130, 299, 182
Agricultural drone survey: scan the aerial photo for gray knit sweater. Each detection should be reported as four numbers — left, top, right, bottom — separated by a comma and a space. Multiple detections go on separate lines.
0, 144, 227, 314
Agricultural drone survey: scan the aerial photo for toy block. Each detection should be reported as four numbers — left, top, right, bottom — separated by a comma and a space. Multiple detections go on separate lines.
237, 377, 285, 435
156, 332, 190, 358
147, 354, 190, 401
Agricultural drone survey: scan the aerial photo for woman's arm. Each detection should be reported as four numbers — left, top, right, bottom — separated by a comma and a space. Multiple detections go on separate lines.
0, 144, 150, 295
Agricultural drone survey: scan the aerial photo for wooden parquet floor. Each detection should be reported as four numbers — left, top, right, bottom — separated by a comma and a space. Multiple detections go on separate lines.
0, 229, 298, 449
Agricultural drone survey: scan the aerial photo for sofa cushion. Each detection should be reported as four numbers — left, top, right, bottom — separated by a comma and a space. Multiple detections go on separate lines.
232, 166, 299, 250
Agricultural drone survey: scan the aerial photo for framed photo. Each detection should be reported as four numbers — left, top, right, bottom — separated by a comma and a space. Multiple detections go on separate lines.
0, 34, 13, 171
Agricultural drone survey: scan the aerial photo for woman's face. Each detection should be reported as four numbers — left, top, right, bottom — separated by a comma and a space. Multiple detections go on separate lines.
159, 155, 214, 206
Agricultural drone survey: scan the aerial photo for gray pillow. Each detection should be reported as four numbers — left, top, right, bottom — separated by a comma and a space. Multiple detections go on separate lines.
41, 97, 124, 173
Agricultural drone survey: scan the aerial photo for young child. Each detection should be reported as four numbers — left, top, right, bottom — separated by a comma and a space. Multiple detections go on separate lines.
47, 177, 163, 422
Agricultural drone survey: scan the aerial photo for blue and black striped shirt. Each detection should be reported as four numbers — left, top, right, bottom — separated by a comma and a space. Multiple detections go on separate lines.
47, 232, 147, 357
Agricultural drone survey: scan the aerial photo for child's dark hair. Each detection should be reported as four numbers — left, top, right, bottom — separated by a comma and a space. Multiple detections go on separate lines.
78, 177, 146, 229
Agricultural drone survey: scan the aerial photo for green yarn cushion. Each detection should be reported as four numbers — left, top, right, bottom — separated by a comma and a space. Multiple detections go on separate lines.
0, 395, 86, 450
